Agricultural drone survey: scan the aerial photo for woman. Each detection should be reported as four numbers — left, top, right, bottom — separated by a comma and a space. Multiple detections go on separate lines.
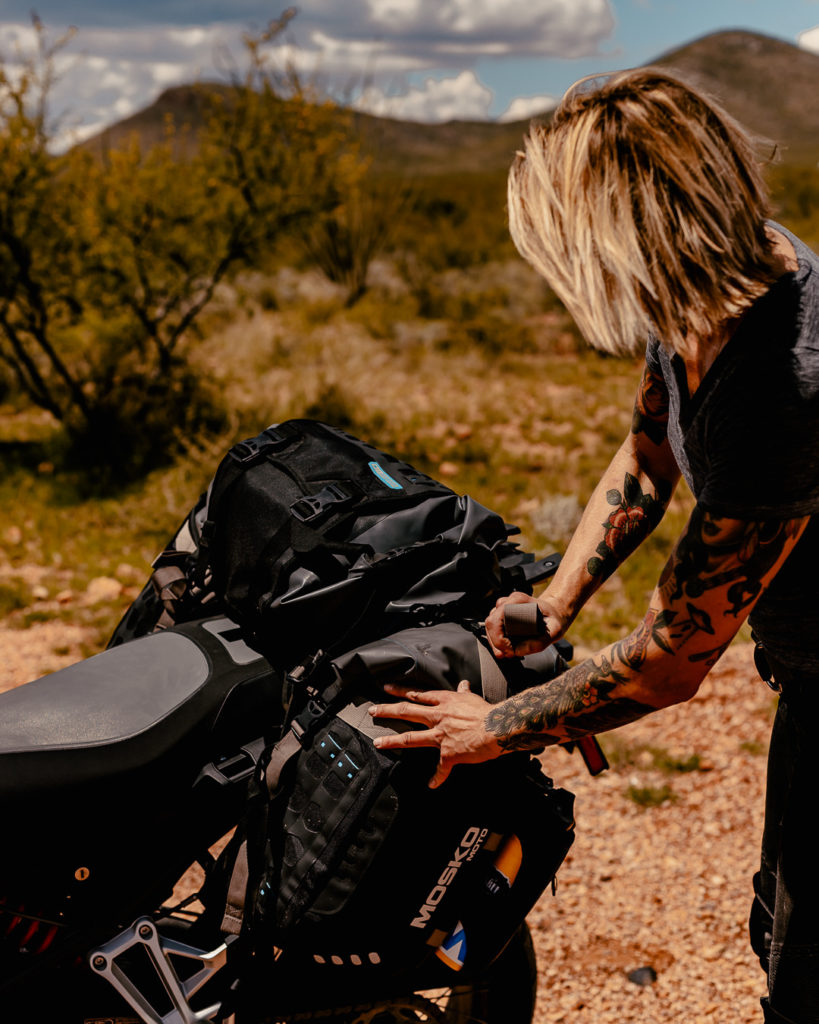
369, 69, 819, 1022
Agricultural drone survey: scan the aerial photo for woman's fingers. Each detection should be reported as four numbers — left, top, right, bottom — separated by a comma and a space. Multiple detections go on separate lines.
430, 756, 454, 789
373, 728, 439, 750
369, 700, 438, 726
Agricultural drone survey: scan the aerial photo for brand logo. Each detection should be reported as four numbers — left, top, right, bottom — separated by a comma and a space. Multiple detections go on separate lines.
368, 461, 404, 490
410, 826, 485, 928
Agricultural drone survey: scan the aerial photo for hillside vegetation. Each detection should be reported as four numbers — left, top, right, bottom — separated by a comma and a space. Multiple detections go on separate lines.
1, 26, 818, 658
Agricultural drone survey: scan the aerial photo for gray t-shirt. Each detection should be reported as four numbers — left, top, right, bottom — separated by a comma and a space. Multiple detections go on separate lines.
646, 223, 819, 672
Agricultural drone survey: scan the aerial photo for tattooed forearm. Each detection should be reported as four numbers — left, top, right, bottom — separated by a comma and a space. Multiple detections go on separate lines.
587, 473, 671, 579
493, 698, 656, 753
484, 645, 655, 752
490, 506, 807, 752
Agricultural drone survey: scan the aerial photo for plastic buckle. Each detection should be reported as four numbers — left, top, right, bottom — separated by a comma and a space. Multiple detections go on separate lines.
229, 426, 293, 465
754, 641, 781, 692
292, 697, 327, 741
290, 483, 353, 523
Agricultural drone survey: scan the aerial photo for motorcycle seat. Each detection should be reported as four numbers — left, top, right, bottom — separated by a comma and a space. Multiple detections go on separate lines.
0, 618, 275, 799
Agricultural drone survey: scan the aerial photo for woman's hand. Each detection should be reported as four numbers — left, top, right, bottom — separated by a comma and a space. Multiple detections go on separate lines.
368, 681, 504, 789
485, 591, 567, 658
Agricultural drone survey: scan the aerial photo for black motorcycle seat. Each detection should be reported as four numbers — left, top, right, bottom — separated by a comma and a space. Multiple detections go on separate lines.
0, 618, 276, 799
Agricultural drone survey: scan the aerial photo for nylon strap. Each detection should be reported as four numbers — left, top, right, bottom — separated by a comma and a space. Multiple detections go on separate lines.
151, 564, 188, 605
264, 728, 304, 795
477, 641, 510, 704
503, 601, 545, 640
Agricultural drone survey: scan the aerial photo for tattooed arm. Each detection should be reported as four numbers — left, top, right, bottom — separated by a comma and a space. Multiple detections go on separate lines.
487, 360, 681, 657
370, 508, 808, 785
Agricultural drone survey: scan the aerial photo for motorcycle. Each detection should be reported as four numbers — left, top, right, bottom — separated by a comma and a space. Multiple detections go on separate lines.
0, 613, 540, 1024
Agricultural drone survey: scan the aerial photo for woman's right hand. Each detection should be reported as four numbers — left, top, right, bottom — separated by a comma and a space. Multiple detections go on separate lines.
485, 591, 568, 658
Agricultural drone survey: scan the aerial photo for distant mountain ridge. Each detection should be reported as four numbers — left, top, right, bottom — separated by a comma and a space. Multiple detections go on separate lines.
654, 30, 819, 163
83, 29, 819, 171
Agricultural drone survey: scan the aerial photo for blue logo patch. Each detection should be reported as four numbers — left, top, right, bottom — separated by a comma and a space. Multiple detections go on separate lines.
368, 461, 403, 490
436, 922, 467, 971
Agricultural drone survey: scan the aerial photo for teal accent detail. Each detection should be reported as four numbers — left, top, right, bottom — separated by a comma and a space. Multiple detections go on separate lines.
368, 461, 403, 490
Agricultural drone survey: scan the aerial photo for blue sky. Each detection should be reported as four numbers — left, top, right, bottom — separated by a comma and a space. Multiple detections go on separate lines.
1, 1, 818, 144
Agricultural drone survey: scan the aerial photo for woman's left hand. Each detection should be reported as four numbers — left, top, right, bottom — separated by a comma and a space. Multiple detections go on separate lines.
368, 681, 504, 788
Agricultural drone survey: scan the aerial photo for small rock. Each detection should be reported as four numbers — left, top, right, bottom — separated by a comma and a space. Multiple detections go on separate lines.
438, 461, 459, 477
56, 590, 74, 604
31, 585, 49, 601
85, 577, 123, 604
4, 526, 22, 546
627, 966, 658, 986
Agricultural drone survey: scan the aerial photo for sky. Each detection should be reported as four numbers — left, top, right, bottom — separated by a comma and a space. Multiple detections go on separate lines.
2, 0, 819, 147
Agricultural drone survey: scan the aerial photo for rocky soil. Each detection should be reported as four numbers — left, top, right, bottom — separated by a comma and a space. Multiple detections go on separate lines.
0, 627, 773, 1024
531, 641, 772, 1024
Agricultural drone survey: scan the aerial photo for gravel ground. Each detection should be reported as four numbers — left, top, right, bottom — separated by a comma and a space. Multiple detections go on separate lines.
0, 627, 774, 1023
531, 641, 772, 1024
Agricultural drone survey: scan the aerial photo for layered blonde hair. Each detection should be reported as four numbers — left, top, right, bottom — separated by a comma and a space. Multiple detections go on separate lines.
507, 68, 779, 356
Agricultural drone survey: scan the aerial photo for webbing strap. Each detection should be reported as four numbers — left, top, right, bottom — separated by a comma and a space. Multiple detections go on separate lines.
222, 840, 249, 936
264, 728, 303, 795
504, 601, 545, 640
151, 564, 188, 605
477, 642, 510, 704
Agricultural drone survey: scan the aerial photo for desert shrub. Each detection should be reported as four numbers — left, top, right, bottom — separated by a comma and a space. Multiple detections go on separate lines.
625, 784, 676, 808
768, 163, 819, 250
302, 381, 386, 439
436, 314, 537, 356
392, 172, 515, 271
0, 15, 365, 481
297, 180, 412, 306
0, 580, 29, 617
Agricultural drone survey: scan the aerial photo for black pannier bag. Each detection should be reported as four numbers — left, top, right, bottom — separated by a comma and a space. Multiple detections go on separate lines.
108, 419, 559, 659
219, 622, 575, 982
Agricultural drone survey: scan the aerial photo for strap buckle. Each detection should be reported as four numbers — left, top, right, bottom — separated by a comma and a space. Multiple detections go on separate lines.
290, 483, 355, 523
229, 425, 295, 465
754, 639, 781, 693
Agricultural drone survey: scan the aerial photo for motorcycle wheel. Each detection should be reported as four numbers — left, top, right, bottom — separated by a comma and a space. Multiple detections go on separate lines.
267, 923, 538, 1024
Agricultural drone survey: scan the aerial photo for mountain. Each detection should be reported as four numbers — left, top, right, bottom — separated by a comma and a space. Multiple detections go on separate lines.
654, 30, 819, 164
81, 83, 532, 176
82, 29, 819, 171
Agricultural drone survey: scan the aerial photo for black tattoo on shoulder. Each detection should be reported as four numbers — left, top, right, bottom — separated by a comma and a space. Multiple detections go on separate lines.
669, 509, 801, 616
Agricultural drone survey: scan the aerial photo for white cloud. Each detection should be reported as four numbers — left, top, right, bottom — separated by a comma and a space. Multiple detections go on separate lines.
0, 22, 39, 52
1, 22, 230, 149
798, 25, 819, 55
363, 0, 615, 59
498, 94, 557, 123
0, 1, 616, 146
355, 69, 492, 122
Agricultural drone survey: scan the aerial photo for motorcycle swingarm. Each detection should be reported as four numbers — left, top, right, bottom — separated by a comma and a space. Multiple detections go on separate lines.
88, 917, 235, 1024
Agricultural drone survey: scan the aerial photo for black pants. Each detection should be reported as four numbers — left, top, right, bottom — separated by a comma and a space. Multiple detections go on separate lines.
751, 684, 819, 1023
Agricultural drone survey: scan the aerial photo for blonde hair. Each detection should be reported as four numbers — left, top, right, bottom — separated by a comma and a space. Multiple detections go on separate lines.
507, 68, 778, 356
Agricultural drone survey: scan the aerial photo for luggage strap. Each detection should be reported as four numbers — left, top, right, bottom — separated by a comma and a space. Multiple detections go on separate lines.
504, 601, 547, 641
476, 643, 512, 705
